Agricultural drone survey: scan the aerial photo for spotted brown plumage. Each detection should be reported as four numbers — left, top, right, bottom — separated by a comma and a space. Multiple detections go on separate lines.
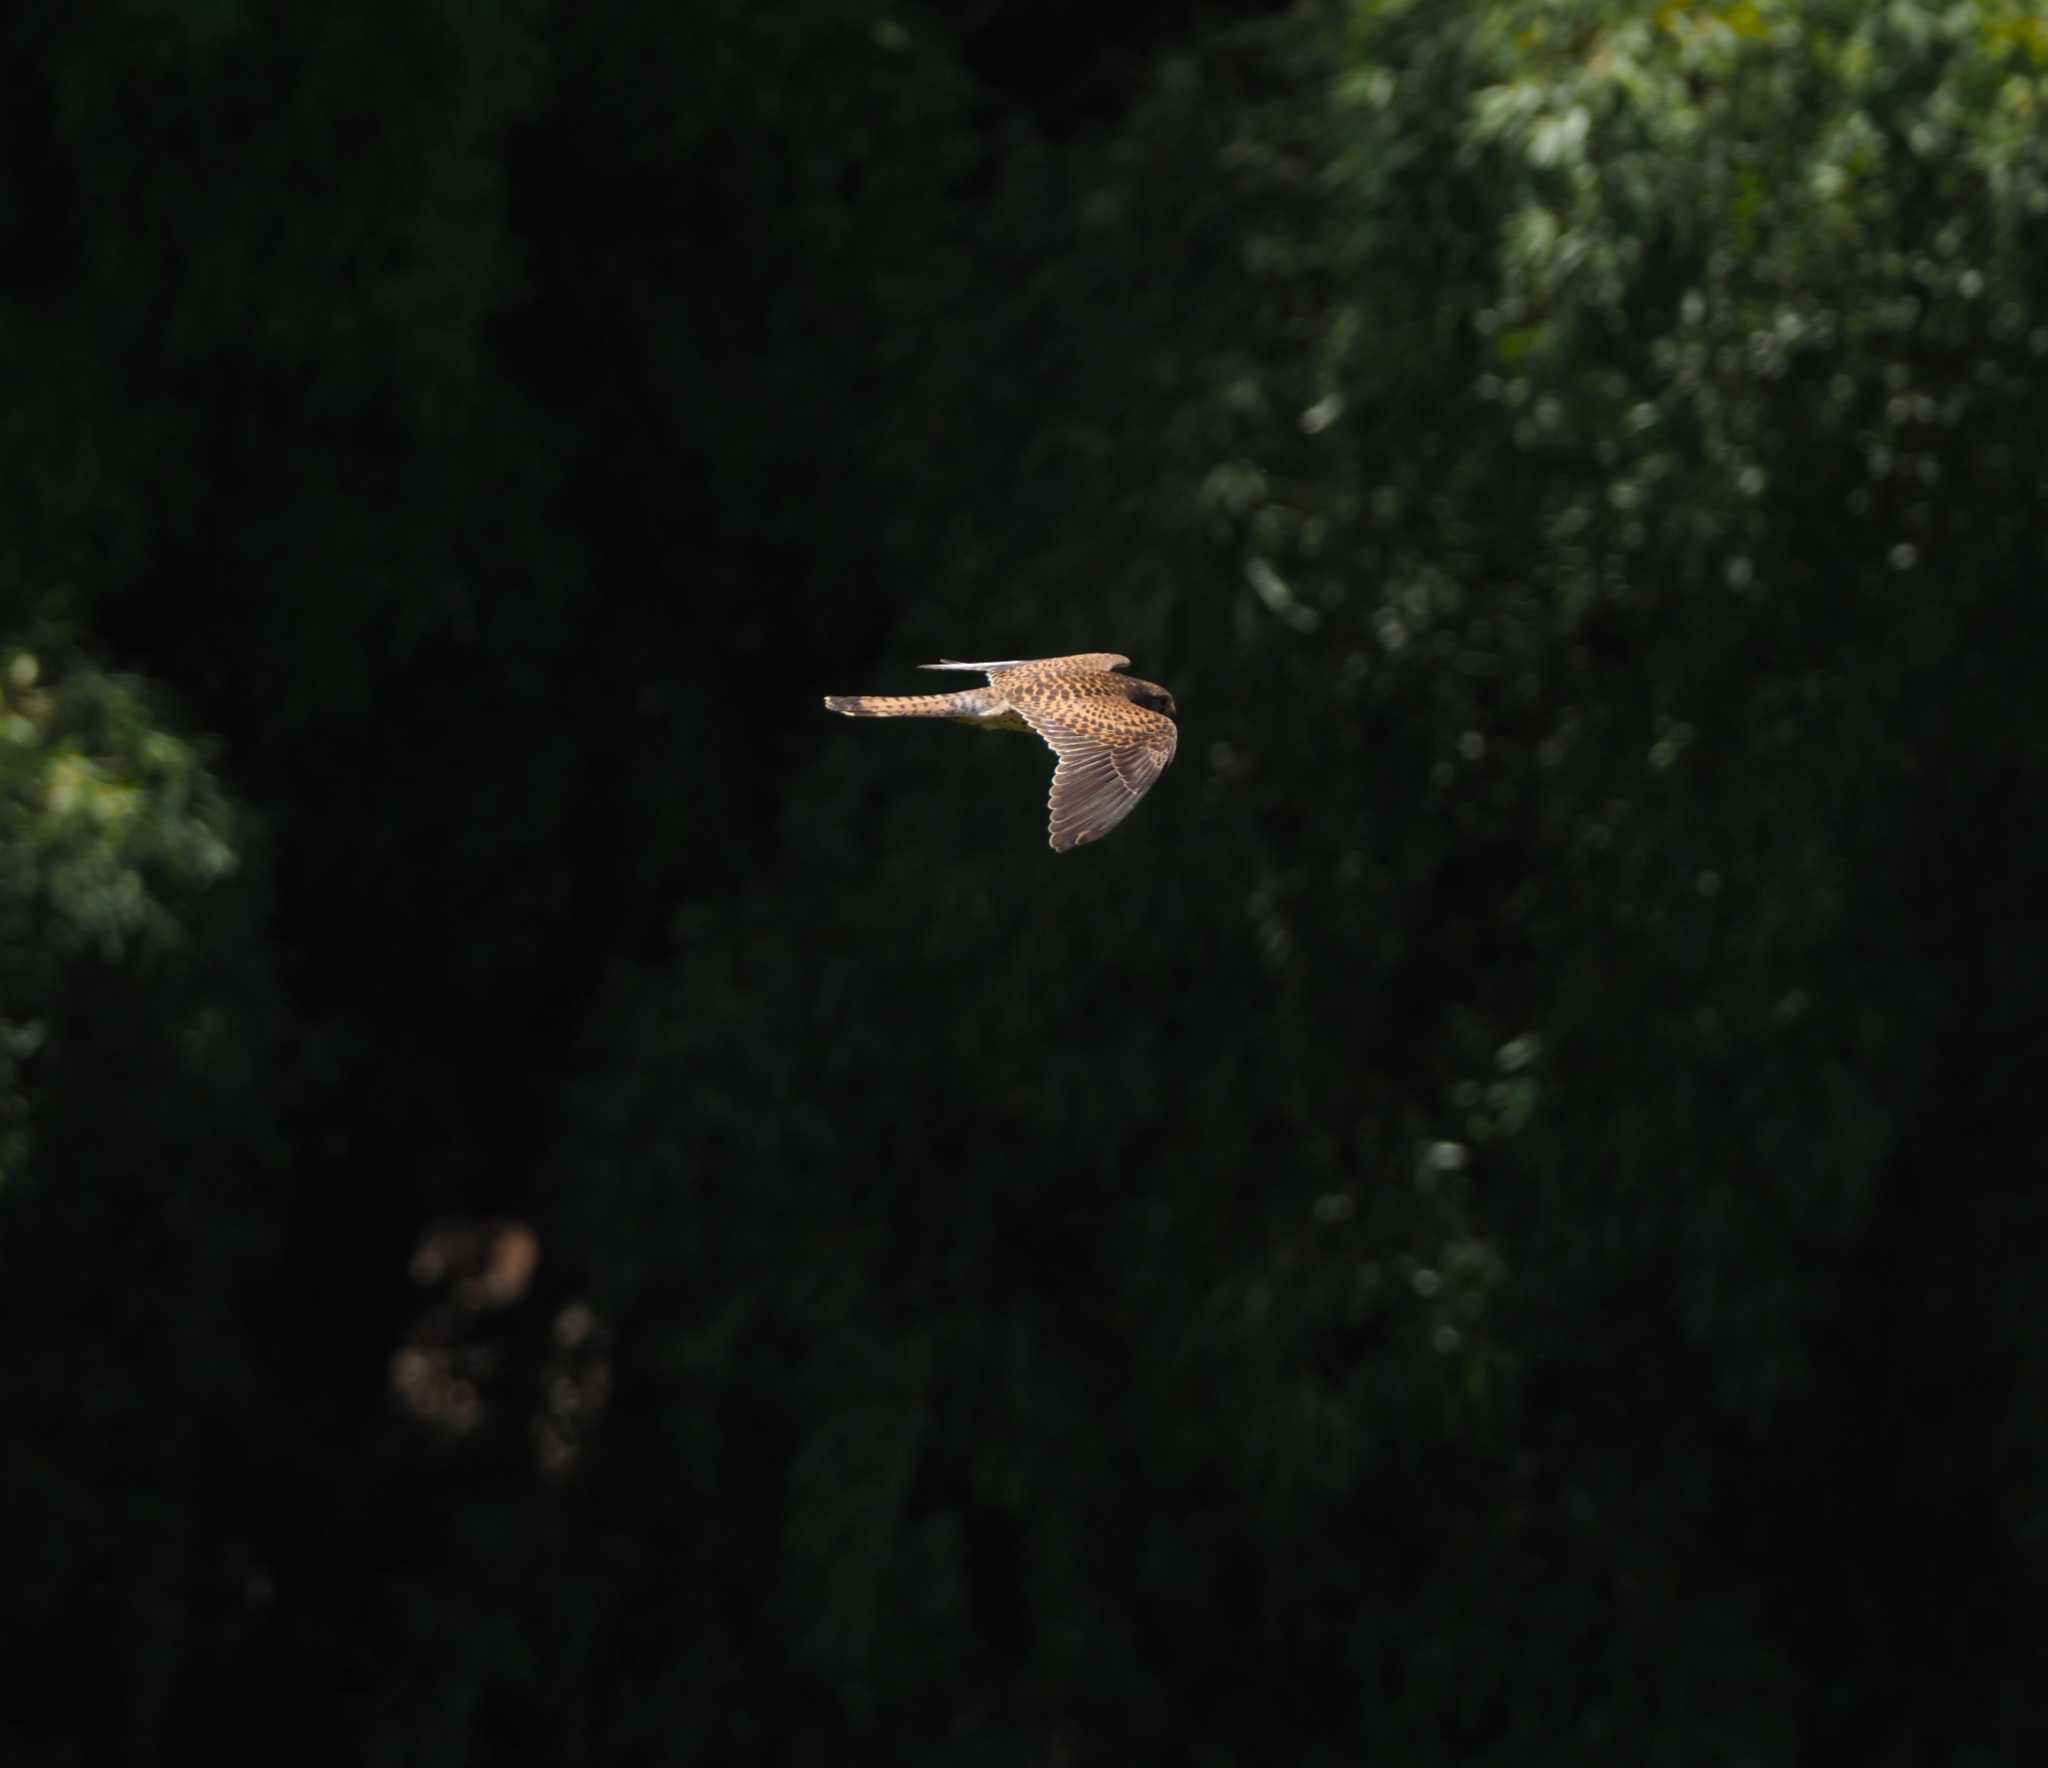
822, 654, 1178, 851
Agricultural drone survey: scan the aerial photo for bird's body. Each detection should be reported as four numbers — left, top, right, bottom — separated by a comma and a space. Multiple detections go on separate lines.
824, 653, 1178, 851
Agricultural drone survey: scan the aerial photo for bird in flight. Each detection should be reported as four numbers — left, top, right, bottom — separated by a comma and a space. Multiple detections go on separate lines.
824, 653, 1178, 851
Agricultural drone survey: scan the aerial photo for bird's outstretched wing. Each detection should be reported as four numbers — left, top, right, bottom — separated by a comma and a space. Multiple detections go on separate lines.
1008, 694, 1176, 852
920, 654, 1130, 682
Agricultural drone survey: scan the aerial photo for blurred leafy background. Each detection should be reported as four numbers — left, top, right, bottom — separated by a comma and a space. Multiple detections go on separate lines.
4, 0, 2046, 1760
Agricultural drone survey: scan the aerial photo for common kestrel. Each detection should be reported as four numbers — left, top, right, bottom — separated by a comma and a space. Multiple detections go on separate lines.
823, 653, 1179, 852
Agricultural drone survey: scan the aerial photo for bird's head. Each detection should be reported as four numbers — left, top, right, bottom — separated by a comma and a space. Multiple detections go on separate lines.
1127, 681, 1178, 718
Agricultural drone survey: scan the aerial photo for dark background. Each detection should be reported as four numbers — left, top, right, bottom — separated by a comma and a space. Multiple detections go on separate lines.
4, 1, 2046, 1761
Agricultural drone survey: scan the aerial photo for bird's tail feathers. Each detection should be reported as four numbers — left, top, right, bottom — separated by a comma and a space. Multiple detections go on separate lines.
823, 692, 978, 718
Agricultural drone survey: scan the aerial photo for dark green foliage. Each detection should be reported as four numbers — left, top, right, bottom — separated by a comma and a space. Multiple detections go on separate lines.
4, 0, 2047, 1761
